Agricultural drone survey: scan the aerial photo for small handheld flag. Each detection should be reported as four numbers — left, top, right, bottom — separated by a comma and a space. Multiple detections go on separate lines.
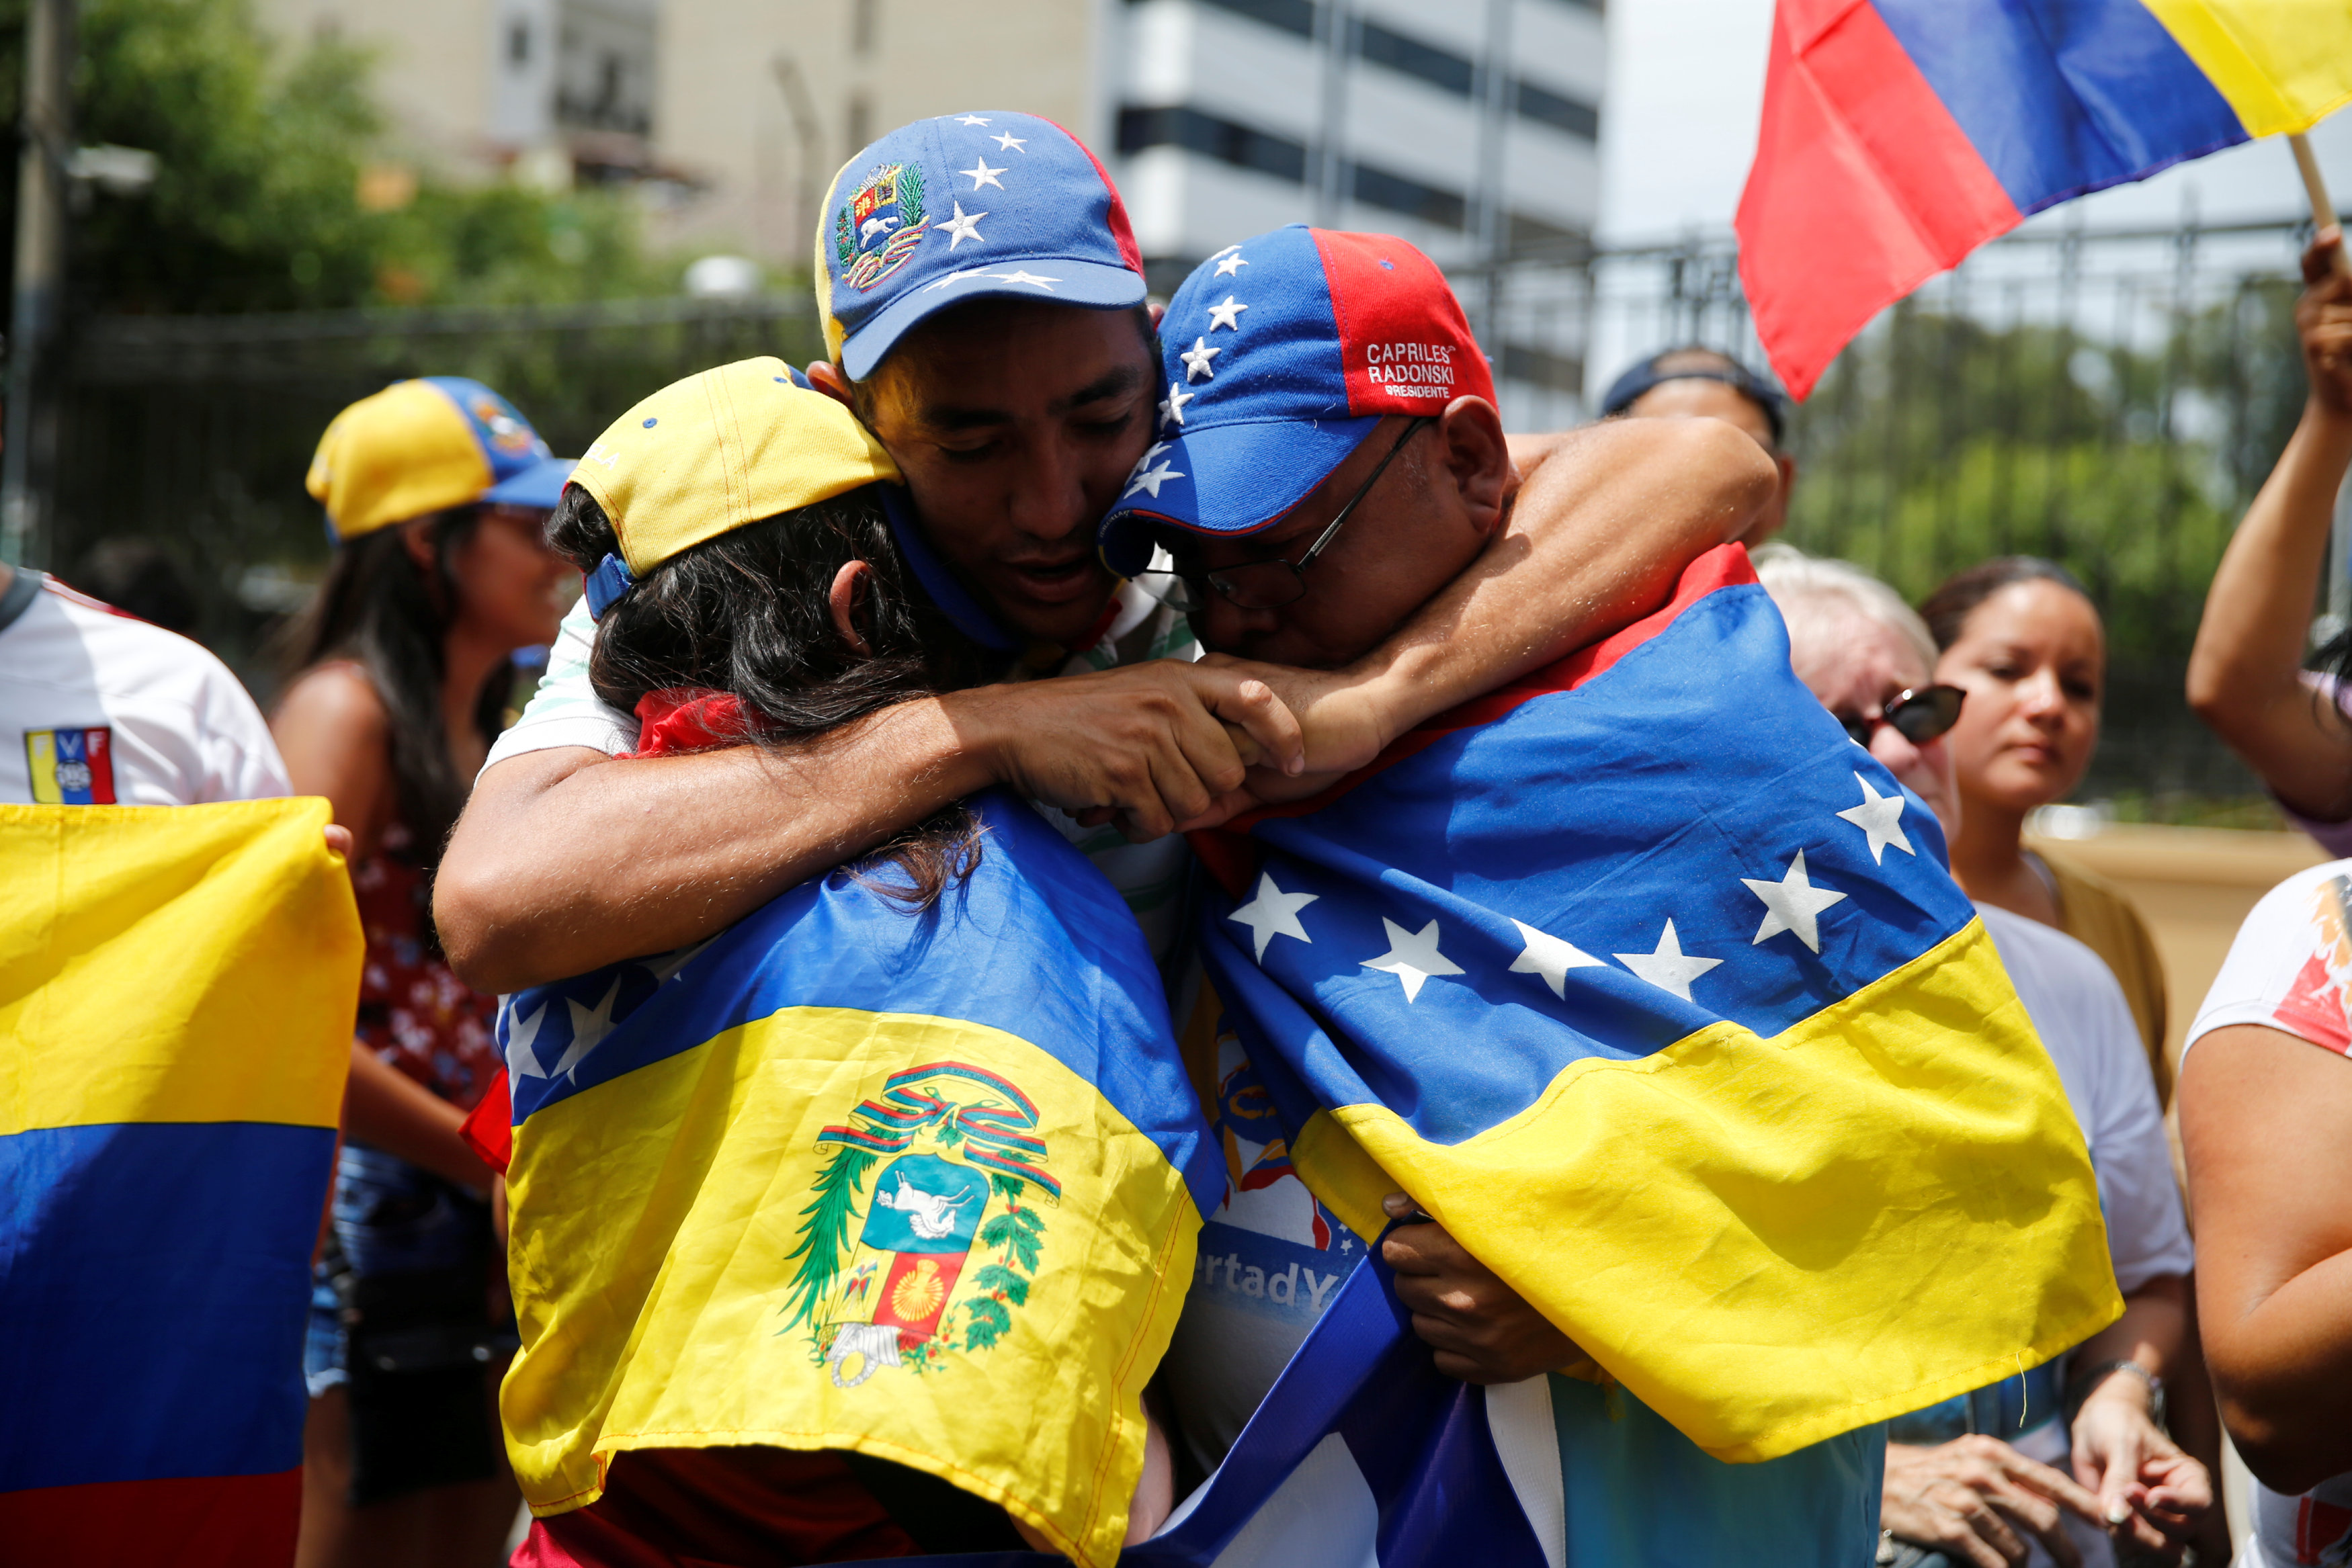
1738, 0, 2352, 397
0, 799, 362, 1566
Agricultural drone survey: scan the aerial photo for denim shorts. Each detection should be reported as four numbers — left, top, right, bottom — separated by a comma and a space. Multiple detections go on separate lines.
303, 1143, 518, 1502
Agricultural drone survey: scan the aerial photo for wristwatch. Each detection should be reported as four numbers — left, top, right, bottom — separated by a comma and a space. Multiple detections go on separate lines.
2064, 1358, 2166, 1429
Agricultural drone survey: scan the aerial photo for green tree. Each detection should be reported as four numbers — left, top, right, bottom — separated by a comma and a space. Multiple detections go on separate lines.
0, 0, 669, 313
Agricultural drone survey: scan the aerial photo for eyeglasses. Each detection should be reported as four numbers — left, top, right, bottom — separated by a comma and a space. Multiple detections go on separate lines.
1836, 684, 1966, 748
1147, 417, 1434, 613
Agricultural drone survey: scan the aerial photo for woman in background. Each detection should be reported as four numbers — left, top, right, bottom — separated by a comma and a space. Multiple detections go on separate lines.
2175, 226, 2352, 1568
1921, 557, 2174, 1105
273, 378, 574, 1568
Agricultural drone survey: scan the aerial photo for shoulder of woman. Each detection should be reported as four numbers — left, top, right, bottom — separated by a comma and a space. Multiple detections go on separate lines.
273, 660, 391, 744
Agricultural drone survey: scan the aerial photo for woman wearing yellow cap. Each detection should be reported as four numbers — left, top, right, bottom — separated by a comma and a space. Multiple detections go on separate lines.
476, 361, 1197, 1568
274, 377, 575, 1568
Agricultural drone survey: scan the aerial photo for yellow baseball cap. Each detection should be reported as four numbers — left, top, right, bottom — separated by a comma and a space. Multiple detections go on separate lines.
307, 378, 566, 541
571, 357, 900, 582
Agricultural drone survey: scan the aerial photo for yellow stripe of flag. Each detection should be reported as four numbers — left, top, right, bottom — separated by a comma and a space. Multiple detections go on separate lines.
1290, 918, 2121, 1463
2142, 0, 2352, 137
2, 799, 360, 1135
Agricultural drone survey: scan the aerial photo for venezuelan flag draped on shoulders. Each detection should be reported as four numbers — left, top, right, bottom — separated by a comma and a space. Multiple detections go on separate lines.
0, 799, 360, 1565
1192, 543, 2121, 1465
498, 789, 1216, 1567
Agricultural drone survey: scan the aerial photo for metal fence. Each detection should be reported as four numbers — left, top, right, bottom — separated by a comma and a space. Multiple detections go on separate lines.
1482, 214, 2324, 810
48, 296, 822, 692
38, 216, 2330, 808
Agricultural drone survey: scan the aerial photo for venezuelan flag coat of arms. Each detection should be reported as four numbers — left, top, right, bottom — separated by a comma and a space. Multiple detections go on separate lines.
497, 793, 1215, 1567
835, 161, 929, 291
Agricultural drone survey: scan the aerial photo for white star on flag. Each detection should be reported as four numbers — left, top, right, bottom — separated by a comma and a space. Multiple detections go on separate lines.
1228, 871, 1318, 961
1614, 920, 1722, 1002
550, 976, 624, 1079
939, 202, 986, 248
1360, 917, 1465, 1003
1205, 294, 1249, 331
991, 130, 1027, 152
954, 114, 990, 126
1741, 850, 1849, 953
1160, 382, 1195, 426
1214, 251, 1249, 278
1837, 773, 1913, 864
920, 267, 990, 294
504, 1000, 549, 1079
642, 937, 717, 985
988, 268, 1058, 290
1124, 458, 1185, 499
961, 158, 1007, 189
1179, 336, 1222, 382
1508, 918, 1605, 999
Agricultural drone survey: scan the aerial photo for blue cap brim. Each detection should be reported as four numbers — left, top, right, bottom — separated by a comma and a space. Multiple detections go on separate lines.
1098, 416, 1379, 578
841, 259, 1147, 382
482, 455, 575, 511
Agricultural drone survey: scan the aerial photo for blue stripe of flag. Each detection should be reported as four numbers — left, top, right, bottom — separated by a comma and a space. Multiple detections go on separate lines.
0, 1121, 333, 1491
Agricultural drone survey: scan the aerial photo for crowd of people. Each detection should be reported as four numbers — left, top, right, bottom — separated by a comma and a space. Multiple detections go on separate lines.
6, 106, 2351, 1568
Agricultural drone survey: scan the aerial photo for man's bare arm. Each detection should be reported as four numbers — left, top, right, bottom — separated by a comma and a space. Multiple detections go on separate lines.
1219, 416, 1777, 805
437, 666, 1302, 992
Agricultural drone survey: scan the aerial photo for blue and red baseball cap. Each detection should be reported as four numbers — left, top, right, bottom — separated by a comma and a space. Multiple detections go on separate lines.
815, 112, 1147, 382
1098, 224, 1495, 577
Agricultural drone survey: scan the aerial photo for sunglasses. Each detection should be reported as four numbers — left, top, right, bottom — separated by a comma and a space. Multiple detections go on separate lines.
1146, 418, 1434, 613
1836, 684, 1966, 748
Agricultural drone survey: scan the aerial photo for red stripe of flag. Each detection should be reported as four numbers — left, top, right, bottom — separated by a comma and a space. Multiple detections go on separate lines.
1735, 0, 2022, 398
1193, 544, 1760, 896
0, 1469, 301, 1568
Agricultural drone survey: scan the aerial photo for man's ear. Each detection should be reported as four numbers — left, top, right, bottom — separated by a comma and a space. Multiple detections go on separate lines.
1437, 397, 1513, 536
828, 560, 875, 656
805, 361, 855, 408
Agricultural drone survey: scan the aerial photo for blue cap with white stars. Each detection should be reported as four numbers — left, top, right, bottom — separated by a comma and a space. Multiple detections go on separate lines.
816, 112, 1148, 382
1097, 224, 1494, 578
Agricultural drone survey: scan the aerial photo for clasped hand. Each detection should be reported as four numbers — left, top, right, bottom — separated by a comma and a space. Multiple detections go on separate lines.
1378, 1193, 1581, 1385
1883, 1379, 2210, 1568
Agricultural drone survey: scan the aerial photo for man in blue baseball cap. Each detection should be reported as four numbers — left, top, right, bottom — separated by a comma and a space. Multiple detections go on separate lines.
1601, 345, 1797, 543
435, 116, 1770, 1037
1103, 224, 1923, 1563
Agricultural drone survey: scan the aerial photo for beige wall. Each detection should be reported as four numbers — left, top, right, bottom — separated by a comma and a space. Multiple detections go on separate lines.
650, 0, 1109, 267
256, 0, 498, 170
2029, 824, 2330, 1078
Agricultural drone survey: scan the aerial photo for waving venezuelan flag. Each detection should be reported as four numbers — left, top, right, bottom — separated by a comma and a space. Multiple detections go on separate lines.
1191, 545, 2119, 1465
497, 791, 1215, 1568
1738, 0, 2352, 397
0, 799, 360, 1565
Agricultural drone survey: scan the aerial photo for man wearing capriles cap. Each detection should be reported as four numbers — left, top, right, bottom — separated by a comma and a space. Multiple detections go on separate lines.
1098, 226, 1898, 1561
436, 112, 1774, 1004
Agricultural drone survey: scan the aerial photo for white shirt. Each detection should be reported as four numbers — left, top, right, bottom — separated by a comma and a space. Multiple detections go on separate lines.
2185, 861, 2352, 1568
1979, 904, 2193, 1295
0, 571, 288, 806
1928, 906, 2190, 1568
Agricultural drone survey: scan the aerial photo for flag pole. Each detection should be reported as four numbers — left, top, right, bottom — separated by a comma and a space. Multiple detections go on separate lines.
2290, 132, 2352, 276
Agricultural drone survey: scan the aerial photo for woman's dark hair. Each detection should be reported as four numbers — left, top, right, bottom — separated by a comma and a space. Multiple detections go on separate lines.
1919, 556, 2095, 652
548, 482, 993, 908
278, 509, 506, 866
